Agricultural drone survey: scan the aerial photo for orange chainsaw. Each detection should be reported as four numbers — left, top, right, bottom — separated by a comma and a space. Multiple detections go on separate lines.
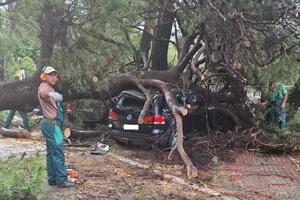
67, 168, 80, 185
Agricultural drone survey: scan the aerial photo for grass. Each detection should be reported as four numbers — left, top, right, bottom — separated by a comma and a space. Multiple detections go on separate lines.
0, 151, 46, 200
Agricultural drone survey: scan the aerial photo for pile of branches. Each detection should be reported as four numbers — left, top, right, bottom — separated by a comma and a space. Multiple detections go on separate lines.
244, 127, 300, 153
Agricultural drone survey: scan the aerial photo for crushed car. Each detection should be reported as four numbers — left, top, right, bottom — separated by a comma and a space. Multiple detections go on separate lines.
107, 90, 197, 147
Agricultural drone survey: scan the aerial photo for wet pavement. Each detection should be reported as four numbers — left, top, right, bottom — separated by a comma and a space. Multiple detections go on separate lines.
0, 136, 299, 199
214, 151, 300, 200
0, 136, 45, 159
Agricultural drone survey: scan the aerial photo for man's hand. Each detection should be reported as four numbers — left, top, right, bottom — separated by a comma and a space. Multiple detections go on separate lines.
49, 91, 63, 102
281, 102, 286, 109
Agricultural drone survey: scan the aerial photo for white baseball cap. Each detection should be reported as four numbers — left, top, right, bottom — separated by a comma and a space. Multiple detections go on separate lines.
43, 66, 58, 74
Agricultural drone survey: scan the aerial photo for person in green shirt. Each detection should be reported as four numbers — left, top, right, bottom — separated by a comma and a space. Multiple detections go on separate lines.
264, 82, 288, 129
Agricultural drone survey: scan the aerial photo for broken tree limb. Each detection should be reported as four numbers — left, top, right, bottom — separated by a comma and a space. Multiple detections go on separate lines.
138, 79, 197, 179
191, 40, 206, 80
0, 127, 31, 138
126, 75, 153, 124
64, 128, 101, 140
138, 93, 153, 124
173, 115, 198, 179
126, 74, 197, 178
287, 154, 300, 171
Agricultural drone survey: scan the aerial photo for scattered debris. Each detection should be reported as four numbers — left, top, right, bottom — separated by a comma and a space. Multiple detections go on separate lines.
90, 142, 109, 155
111, 153, 222, 197
287, 154, 300, 171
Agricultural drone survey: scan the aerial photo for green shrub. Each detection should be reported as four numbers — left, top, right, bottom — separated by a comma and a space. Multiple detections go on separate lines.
0, 152, 45, 200
288, 112, 300, 132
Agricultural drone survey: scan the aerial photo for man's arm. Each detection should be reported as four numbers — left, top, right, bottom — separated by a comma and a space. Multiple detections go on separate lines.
281, 93, 288, 108
39, 90, 50, 100
40, 89, 63, 102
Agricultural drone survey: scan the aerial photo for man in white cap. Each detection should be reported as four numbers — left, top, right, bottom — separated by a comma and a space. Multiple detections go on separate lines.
38, 66, 75, 188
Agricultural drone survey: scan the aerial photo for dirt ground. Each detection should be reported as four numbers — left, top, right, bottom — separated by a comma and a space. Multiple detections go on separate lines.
0, 131, 299, 200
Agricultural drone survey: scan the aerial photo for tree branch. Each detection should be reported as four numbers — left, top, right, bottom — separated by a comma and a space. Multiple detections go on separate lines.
208, 0, 227, 21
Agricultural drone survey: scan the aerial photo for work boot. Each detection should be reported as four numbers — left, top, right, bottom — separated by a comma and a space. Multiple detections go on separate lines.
56, 180, 76, 188
48, 181, 56, 186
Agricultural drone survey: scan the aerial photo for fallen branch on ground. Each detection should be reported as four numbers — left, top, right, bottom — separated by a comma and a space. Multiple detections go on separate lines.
110, 153, 221, 197
287, 154, 300, 171
0, 127, 31, 138
64, 128, 101, 140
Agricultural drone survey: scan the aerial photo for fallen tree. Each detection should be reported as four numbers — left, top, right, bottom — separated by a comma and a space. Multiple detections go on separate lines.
0, 128, 31, 139
64, 128, 100, 140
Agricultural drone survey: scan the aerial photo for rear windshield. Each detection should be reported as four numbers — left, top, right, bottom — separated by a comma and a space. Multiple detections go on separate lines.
120, 96, 146, 110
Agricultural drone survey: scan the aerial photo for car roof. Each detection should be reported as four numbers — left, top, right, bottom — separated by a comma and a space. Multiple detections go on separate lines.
120, 90, 146, 101
120, 90, 163, 102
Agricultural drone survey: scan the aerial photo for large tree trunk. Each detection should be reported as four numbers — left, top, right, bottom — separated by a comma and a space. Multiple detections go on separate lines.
36, 2, 57, 71
0, 77, 38, 111
0, 1, 68, 111
0, 29, 205, 111
0, 128, 31, 138
150, 0, 175, 70
289, 88, 300, 109
135, 1, 154, 69
138, 19, 153, 69
64, 128, 101, 140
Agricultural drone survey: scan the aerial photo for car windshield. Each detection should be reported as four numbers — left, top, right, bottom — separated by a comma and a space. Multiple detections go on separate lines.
121, 96, 146, 110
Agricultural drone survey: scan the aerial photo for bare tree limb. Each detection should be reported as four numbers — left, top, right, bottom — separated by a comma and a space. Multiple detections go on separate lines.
191, 40, 206, 79
140, 79, 196, 179
207, 0, 227, 21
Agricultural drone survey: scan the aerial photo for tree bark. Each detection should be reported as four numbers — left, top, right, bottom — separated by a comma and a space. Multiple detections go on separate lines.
66, 128, 101, 140
0, 28, 205, 111
289, 87, 300, 109
38, 2, 55, 69
0, 128, 31, 138
150, 0, 175, 70
138, 18, 153, 69
0, 77, 38, 111
0, 1, 66, 111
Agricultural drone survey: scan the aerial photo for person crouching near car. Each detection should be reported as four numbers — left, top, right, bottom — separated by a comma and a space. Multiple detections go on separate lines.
38, 66, 75, 188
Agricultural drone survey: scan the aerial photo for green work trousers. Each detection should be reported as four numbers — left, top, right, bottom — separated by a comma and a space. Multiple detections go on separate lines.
40, 121, 67, 185
3, 110, 29, 129
265, 106, 286, 129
